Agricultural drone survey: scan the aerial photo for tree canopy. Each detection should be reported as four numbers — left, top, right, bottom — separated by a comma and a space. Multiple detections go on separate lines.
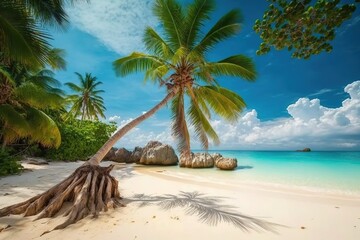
113, 0, 256, 155
254, 0, 358, 59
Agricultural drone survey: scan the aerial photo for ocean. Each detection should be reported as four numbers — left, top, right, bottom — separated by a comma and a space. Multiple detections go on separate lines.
167, 151, 360, 197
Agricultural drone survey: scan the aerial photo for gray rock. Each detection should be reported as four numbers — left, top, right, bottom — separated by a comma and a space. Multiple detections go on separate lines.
139, 142, 178, 165
130, 146, 143, 163
215, 157, 237, 170
25, 157, 48, 165
113, 148, 131, 163
103, 147, 117, 161
179, 152, 214, 168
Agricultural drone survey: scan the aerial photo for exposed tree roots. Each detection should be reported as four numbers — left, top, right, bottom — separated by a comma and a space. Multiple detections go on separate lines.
0, 164, 124, 231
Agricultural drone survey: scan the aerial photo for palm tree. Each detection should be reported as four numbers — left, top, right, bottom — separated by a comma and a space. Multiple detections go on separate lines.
0, 0, 259, 232
88, 0, 256, 164
0, 67, 64, 150
65, 72, 106, 121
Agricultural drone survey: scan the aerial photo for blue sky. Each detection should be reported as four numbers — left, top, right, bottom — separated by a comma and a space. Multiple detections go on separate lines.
49, 0, 360, 150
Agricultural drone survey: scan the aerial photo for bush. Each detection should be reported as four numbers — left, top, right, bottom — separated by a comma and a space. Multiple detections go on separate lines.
0, 150, 23, 176
43, 120, 116, 161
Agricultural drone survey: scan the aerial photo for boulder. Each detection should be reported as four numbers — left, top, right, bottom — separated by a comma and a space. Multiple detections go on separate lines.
113, 148, 131, 163
179, 152, 195, 167
103, 147, 117, 161
211, 153, 223, 164
215, 157, 237, 170
179, 152, 214, 168
129, 146, 143, 163
139, 141, 178, 165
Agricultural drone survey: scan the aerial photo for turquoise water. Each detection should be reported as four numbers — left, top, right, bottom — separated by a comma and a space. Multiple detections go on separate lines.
182, 151, 360, 196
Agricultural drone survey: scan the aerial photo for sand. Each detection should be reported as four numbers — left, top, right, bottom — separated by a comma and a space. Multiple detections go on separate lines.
0, 161, 359, 240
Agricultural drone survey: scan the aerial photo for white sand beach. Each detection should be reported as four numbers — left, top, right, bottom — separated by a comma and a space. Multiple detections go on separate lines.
0, 161, 359, 240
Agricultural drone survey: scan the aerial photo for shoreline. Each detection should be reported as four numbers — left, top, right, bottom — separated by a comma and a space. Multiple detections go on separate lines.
0, 161, 359, 240
135, 165, 360, 203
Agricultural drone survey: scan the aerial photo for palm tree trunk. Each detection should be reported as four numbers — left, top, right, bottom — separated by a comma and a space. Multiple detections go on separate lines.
87, 90, 177, 165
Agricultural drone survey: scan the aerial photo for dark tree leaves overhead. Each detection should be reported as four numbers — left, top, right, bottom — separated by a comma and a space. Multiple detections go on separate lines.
254, 0, 357, 59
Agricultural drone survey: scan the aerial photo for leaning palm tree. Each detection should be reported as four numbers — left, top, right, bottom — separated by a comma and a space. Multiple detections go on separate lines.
65, 72, 106, 121
0, 0, 259, 232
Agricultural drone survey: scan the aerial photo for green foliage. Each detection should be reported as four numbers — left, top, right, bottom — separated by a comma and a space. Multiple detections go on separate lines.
66, 72, 106, 121
113, 0, 256, 154
0, 67, 63, 148
254, 0, 357, 59
0, 150, 23, 176
44, 119, 116, 161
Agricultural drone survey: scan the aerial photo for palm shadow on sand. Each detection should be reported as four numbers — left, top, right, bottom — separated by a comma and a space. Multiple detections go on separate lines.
124, 191, 282, 233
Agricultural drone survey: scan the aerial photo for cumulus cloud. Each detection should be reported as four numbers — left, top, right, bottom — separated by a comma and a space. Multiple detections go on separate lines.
67, 0, 157, 55
210, 80, 360, 150
107, 81, 360, 150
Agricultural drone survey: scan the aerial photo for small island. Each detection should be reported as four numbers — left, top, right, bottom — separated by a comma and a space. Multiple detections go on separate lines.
296, 148, 311, 152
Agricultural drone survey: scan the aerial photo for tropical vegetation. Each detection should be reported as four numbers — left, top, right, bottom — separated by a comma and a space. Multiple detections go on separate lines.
66, 72, 106, 121
0, 0, 257, 230
254, 0, 357, 59
44, 119, 116, 161
89, 0, 256, 164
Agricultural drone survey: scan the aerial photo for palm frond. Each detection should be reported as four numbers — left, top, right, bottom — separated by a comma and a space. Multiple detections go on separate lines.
204, 55, 257, 81
187, 88, 220, 149
0, 66, 16, 86
0, 104, 30, 142
145, 64, 169, 83
113, 52, 165, 77
24, 0, 70, 27
24, 106, 61, 148
65, 82, 82, 92
171, 47, 188, 65
184, 0, 215, 48
46, 48, 67, 70
153, 0, 184, 50
171, 91, 191, 154
191, 9, 242, 55
143, 26, 174, 59
15, 82, 64, 109
196, 86, 246, 122
0, 1, 52, 67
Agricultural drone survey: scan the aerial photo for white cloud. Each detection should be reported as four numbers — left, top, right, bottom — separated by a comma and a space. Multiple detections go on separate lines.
67, 0, 157, 55
308, 88, 333, 97
106, 81, 360, 151
209, 80, 360, 150
109, 115, 121, 122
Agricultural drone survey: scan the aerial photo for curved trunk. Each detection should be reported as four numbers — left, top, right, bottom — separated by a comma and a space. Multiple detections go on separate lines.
87, 90, 176, 165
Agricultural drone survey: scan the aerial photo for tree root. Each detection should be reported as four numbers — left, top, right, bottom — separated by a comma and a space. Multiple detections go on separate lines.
0, 164, 124, 231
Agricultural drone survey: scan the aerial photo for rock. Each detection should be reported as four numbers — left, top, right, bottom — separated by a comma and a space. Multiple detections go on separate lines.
113, 148, 132, 163
296, 148, 311, 152
139, 141, 178, 165
179, 152, 195, 167
215, 157, 237, 170
179, 152, 214, 168
211, 153, 223, 164
129, 146, 143, 163
25, 157, 48, 165
103, 147, 117, 161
